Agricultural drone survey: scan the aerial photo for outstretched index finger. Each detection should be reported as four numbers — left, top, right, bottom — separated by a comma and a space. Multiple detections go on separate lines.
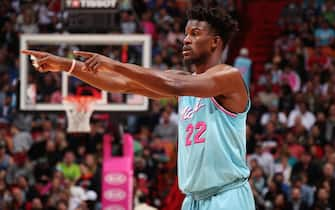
20, 50, 48, 58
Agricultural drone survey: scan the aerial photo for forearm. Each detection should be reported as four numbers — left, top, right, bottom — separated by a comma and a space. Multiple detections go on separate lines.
64, 59, 171, 99
69, 61, 128, 93
111, 62, 183, 96
23, 49, 169, 97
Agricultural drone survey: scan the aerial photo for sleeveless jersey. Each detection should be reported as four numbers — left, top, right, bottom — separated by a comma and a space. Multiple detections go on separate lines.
178, 96, 250, 194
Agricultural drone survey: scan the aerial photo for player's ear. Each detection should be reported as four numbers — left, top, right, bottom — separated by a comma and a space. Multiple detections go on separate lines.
211, 36, 221, 51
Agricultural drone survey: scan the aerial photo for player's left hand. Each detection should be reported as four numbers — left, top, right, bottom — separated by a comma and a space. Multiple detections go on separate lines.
73, 51, 115, 73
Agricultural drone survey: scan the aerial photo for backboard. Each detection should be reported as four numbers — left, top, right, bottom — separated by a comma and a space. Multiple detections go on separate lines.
20, 34, 151, 112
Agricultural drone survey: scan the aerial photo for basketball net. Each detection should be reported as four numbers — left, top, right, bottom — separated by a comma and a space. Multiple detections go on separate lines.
63, 96, 99, 133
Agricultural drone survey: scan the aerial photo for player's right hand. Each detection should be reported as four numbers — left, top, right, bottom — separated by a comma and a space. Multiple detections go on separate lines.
21, 50, 71, 73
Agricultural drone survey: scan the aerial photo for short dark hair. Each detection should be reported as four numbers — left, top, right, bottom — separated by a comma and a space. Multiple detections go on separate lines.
187, 6, 239, 44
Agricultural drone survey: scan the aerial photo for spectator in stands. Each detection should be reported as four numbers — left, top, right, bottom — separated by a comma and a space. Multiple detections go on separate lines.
262, 121, 282, 147
18, 7, 39, 34
37, 1, 56, 33
320, 163, 335, 207
280, 65, 301, 93
258, 84, 279, 108
56, 151, 81, 183
325, 104, 335, 143
312, 187, 332, 210
0, 176, 8, 209
274, 153, 292, 185
315, 20, 335, 47
0, 20, 19, 55
56, 200, 69, 210
120, 11, 137, 34
322, 1, 335, 27
159, 104, 178, 126
0, 93, 15, 123
288, 101, 316, 130
141, 11, 157, 40
0, 141, 12, 172
279, 3, 303, 26
289, 187, 309, 210
250, 166, 266, 195
152, 54, 168, 70
10, 119, 33, 155
273, 192, 292, 210
30, 197, 44, 210
322, 73, 335, 96
262, 179, 281, 210
234, 48, 252, 87
166, 21, 184, 48
275, 172, 290, 194
153, 110, 177, 141
248, 142, 275, 178
4, 187, 26, 210
249, 172, 266, 210
5, 152, 35, 186
291, 150, 323, 187
291, 175, 315, 208
262, 63, 282, 87
150, 137, 169, 164
260, 104, 287, 129
306, 46, 330, 71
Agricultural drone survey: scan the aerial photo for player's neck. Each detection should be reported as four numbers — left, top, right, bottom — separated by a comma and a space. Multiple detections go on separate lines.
194, 57, 221, 74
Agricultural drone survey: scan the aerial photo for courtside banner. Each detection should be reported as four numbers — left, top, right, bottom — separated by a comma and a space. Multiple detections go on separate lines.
102, 134, 134, 210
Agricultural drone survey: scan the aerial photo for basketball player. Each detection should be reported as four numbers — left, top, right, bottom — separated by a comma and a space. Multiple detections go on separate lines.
22, 6, 255, 210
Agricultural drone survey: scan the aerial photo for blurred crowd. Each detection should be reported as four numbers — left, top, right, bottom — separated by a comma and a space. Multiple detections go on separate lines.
0, 0, 238, 209
2, 0, 335, 210
0, 0, 213, 209
246, 0, 335, 210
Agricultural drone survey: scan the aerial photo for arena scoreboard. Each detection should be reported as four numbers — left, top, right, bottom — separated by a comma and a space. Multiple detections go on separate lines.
62, 0, 120, 32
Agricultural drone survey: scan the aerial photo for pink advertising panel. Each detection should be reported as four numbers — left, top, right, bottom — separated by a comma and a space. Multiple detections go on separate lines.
102, 134, 134, 210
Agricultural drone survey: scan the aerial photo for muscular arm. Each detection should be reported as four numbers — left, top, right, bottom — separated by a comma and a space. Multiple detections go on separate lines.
70, 61, 172, 99
22, 50, 246, 110
72, 51, 242, 99
100, 62, 248, 113
65, 59, 191, 100
72, 50, 247, 112
109, 62, 244, 98
21, 50, 173, 99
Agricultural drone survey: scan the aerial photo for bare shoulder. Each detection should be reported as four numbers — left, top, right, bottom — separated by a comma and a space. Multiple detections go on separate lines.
206, 64, 241, 80
209, 64, 239, 74
209, 64, 246, 96
212, 65, 248, 112
164, 69, 191, 75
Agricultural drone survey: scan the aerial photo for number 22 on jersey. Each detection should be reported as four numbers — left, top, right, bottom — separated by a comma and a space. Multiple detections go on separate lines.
185, 121, 207, 146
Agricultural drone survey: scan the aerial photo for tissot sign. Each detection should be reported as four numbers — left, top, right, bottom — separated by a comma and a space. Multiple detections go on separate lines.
62, 0, 119, 32
64, 0, 118, 9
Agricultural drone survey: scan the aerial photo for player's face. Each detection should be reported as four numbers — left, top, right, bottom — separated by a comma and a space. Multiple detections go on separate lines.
183, 20, 215, 65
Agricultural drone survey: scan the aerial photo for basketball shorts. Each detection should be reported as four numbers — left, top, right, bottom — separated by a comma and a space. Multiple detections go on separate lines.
181, 182, 255, 210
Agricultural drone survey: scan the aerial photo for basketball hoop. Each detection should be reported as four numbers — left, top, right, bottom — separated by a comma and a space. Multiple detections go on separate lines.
63, 96, 100, 133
